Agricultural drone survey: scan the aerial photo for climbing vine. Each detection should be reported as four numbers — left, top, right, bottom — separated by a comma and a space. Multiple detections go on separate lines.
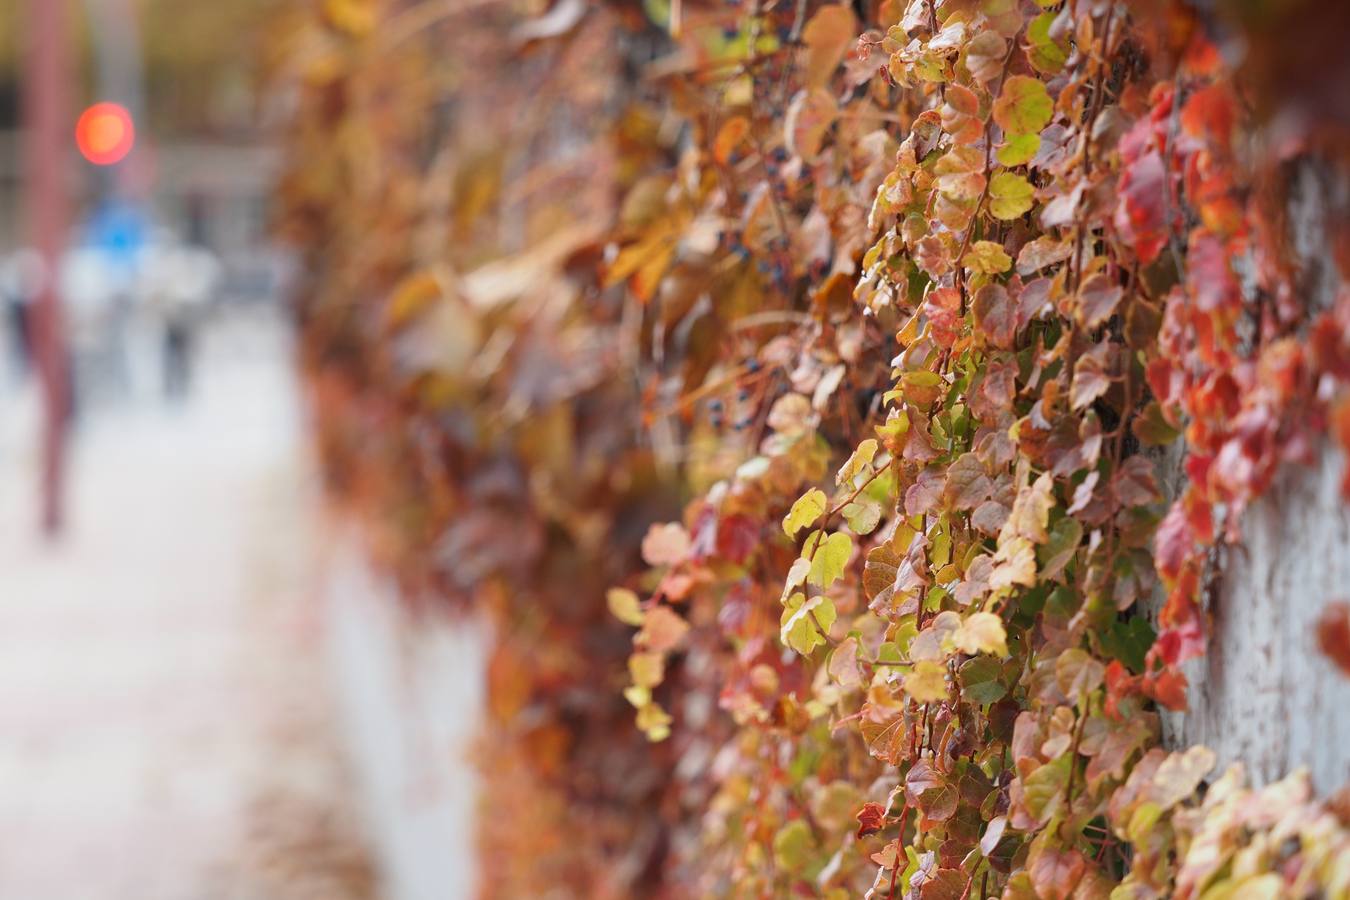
278, 0, 1350, 896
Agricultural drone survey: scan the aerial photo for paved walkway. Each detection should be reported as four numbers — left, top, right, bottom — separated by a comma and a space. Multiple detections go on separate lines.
0, 310, 375, 899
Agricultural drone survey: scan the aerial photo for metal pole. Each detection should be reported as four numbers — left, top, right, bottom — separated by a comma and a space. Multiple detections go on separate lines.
24, 0, 72, 536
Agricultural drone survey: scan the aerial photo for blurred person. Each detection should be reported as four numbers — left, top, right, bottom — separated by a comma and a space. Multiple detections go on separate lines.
0, 249, 44, 382
141, 232, 220, 401
60, 242, 126, 418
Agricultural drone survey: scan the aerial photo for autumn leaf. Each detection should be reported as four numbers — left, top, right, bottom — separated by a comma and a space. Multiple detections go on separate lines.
944, 452, 993, 510
639, 605, 690, 653
785, 88, 838, 162
800, 4, 857, 88
628, 651, 665, 688
635, 701, 673, 741
904, 659, 950, 702
997, 132, 1040, 166
836, 438, 879, 486
1150, 745, 1216, 811
1006, 473, 1054, 543
713, 116, 750, 164
963, 240, 1013, 275
781, 592, 837, 655
855, 801, 887, 837
807, 531, 854, 587
1055, 648, 1106, 700
1036, 516, 1082, 579
989, 171, 1035, 220
641, 522, 690, 566
1077, 273, 1124, 329
956, 612, 1009, 657
961, 656, 1007, 704
783, 488, 828, 538
607, 587, 645, 626
1114, 149, 1168, 265
1132, 400, 1180, 446
963, 30, 1007, 84
1071, 342, 1115, 411
1315, 601, 1350, 676
972, 283, 1017, 348
991, 535, 1037, 589
993, 75, 1053, 136
1027, 844, 1085, 900
830, 636, 864, 688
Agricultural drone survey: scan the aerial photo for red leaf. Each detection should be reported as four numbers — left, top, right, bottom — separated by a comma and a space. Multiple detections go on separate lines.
972, 283, 1017, 349
944, 452, 993, 510
1154, 501, 1193, 583
1180, 84, 1234, 141
856, 801, 887, 838
1144, 666, 1189, 711
924, 287, 964, 348
1316, 601, 1350, 677
1186, 233, 1239, 314
1028, 845, 1086, 900
906, 466, 947, 516
1114, 149, 1168, 265
715, 514, 759, 565
1077, 273, 1124, 329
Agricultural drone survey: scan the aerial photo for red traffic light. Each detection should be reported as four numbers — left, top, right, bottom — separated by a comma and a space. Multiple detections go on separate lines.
76, 102, 135, 166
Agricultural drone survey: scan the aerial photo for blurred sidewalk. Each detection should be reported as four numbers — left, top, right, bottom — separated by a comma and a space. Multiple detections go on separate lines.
0, 309, 376, 899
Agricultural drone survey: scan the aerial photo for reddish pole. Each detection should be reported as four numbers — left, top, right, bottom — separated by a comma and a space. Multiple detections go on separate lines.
24, 0, 72, 536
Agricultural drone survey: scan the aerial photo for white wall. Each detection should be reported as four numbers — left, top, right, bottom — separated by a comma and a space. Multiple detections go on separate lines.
323, 537, 487, 900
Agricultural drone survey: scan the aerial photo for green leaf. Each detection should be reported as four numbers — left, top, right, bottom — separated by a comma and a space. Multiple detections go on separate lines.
1132, 400, 1180, 446
772, 819, 817, 874
1100, 615, 1155, 672
842, 498, 883, 535
996, 133, 1040, 166
1026, 12, 1069, 75
808, 531, 854, 587
1020, 754, 1071, 823
607, 587, 646, 626
783, 488, 828, 537
989, 171, 1035, 220
1037, 516, 1082, 580
781, 592, 837, 655
993, 75, 1053, 136
960, 656, 1007, 704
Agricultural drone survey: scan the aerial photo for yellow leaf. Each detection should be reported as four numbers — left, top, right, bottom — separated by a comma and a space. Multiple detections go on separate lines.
607, 587, 646, 626
784, 488, 828, 538
989, 171, 1035, 220
904, 659, 949, 702
956, 612, 1009, 657
836, 438, 879, 486
963, 240, 1013, 274
807, 531, 854, 587
801, 4, 857, 88
635, 701, 673, 741
628, 651, 666, 688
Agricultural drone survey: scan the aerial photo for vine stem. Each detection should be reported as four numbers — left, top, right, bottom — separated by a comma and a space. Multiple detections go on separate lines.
885, 805, 911, 900
954, 40, 1016, 308
797, 457, 897, 650
828, 457, 896, 519
1062, 701, 1089, 812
